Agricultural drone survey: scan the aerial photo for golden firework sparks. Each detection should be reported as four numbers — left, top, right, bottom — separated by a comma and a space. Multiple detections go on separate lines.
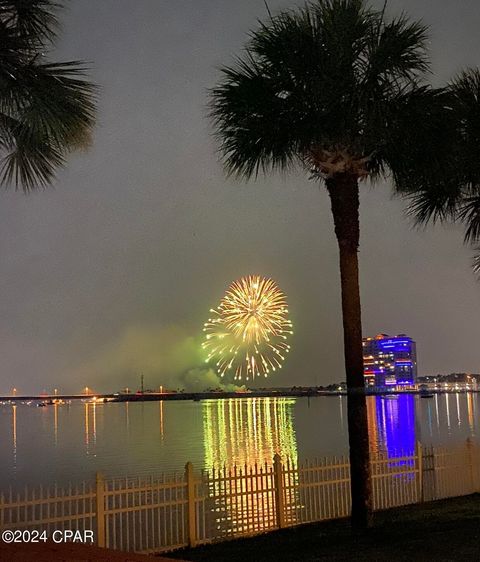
202, 275, 293, 380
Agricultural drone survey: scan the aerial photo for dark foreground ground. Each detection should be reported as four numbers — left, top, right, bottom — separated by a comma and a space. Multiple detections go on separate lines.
169, 495, 480, 562
0, 541, 184, 562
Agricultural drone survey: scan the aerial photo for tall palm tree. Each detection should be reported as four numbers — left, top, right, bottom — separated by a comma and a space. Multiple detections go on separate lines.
209, 0, 457, 528
0, 0, 96, 191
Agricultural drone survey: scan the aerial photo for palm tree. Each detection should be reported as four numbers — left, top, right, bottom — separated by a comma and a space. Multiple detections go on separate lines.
209, 0, 458, 528
0, 0, 96, 191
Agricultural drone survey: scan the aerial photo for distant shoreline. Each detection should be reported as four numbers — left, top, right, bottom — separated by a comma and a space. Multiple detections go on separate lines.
1, 388, 479, 403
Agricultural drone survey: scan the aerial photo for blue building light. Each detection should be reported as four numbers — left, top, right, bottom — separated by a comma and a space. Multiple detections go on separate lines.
375, 395, 416, 469
363, 334, 417, 388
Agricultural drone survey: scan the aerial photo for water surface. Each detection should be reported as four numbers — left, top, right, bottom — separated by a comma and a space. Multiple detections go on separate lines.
0, 394, 478, 489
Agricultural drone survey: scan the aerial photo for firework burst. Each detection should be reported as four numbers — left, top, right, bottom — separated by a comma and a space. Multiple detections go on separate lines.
202, 275, 293, 380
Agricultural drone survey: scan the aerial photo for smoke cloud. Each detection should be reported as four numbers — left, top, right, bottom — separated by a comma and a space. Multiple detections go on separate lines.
70, 324, 243, 392
180, 367, 244, 392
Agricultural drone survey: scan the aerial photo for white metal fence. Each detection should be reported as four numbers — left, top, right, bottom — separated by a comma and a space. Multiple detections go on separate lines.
1, 440, 479, 554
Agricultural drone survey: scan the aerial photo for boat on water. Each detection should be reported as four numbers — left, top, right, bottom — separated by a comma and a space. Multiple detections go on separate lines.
36, 398, 70, 407
420, 392, 435, 398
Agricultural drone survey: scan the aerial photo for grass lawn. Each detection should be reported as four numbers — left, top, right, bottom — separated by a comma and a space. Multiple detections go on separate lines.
168, 495, 480, 562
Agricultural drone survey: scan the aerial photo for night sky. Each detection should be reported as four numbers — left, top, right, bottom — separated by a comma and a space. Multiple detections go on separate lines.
1, 0, 480, 394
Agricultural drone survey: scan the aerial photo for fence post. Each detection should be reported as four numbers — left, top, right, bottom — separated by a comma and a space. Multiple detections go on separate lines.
466, 438, 475, 492
273, 454, 285, 529
416, 441, 423, 503
473, 440, 480, 492
432, 446, 438, 501
95, 472, 106, 548
185, 462, 197, 547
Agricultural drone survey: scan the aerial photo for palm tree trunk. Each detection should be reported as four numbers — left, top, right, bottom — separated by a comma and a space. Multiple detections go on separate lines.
326, 173, 372, 529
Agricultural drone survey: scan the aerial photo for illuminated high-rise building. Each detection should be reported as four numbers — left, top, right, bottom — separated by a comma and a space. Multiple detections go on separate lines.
363, 333, 417, 388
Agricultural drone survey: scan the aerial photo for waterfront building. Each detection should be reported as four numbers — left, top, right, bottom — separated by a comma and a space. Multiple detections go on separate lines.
363, 333, 417, 388
417, 373, 479, 391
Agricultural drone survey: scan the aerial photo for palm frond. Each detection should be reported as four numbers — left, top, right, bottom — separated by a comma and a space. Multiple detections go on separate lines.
0, 119, 64, 189
0, 0, 97, 191
363, 14, 429, 88
457, 196, 480, 243
405, 183, 461, 226
421, 69, 480, 242
472, 250, 480, 274
209, 51, 299, 178
8, 61, 96, 147
378, 86, 464, 224
449, 69, 480, 186
210, 0, 434, 180
0, 0, 61, 46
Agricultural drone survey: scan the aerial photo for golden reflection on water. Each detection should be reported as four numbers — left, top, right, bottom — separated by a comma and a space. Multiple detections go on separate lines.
203, 397, 297, 468
159, 400, 164, 440
54, 403, 58, 446
366, 397, 378, 453
92, 402, 97, 444
125, 402, 130, 435
445, 393, 451, 430
202, 398, 298, 533
467, 393, 475, 435
455, 393, 461, 427
338, 395, 345, 433
83, 402, 97, 450
84, 402, 89, 447
12, 405, 17, 473
435, 394, 440, 431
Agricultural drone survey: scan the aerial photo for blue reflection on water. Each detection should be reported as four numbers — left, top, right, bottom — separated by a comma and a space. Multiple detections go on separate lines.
375, 395, 416, 469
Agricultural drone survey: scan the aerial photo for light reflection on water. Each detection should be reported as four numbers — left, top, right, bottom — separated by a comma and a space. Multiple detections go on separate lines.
203, 398, 298, 469
202, 399, 299, 533
369, 395, 416, 457
0, 394, 479, 489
